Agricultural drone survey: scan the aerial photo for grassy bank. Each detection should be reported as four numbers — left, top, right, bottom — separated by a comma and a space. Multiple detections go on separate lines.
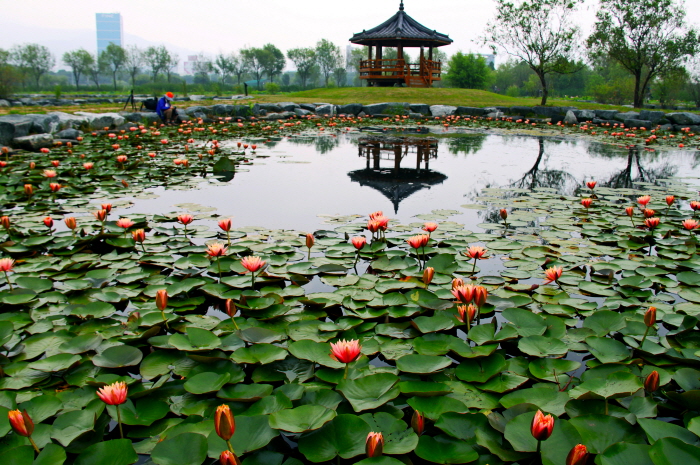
0, 88, 657, 116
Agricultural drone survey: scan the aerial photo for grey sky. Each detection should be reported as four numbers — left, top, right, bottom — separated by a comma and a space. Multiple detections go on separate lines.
1, 0, 699, 71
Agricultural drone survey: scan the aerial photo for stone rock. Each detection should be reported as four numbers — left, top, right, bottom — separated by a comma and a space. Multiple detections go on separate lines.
295, 109, 313, 117
185, 106, 206, 116
486, 111, 504, 119
188, 95, 207, 101
338, 103, 363, 116
299, 103, 317, 111
0, 100, 9, 107
410, 104, 431, 115
408, 112, 424, 119
563, 110, 578, 125
532, 107, 563, 118
315, 104, 335, 116
119, 112, 143, 123
12, 133, 54, 151
595, 110, 619, 120
357, 111, 367, 118
614, 111, 639, 122
140, 113, 161, 125
666, 112, 700, 125
456, 107, 487, 117
573, 110, 595, 121
592, 118, 616, 126
212, 104, 234, 116
276, 102, 299, 111
638, 110, 667, 125
624, 119, 653, 129
0, 122, 14, 146
256, 103, 282, 114
430, 105, 457, 117
509, 106, 535, 116
659, 124, 674, 131
362, 103, 390, 116
74, 112, 125, 130
55, 128, 81, 139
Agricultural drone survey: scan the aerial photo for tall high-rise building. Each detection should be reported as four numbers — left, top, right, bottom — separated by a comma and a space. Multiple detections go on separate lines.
96, 13, 123, 55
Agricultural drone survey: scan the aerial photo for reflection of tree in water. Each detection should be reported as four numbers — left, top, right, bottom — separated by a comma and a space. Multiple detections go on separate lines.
445, 134, 488, 156
510, 137, 577, 192
601, 147, 677, 189
287, 135, 340, 154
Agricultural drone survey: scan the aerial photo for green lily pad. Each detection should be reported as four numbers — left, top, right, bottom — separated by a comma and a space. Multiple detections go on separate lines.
269, 405, 337, 433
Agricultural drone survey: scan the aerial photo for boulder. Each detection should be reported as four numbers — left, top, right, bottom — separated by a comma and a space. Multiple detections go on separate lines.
185, 106, 206, 116
595, 110, 619, 120
295, 109, 313, 117
0, 122, 14, 146
276, 102, 299, 111
456, 107, 487, 117
315, 104, 335, 116
563, 110, 578, 125
509, 106, 535, 116
573, 110, 595, 121
430, 105, 457, 117
188, 95, 207, 101
357, 111, 367, 118
12, 133, 54, 151
119, 112, 143, 123
257, 103, 282, 113
638, 110, 667, 125
55, 128, 81, 139
74, 112, 125, 130
624, 119, 653, 129
614, 111, 639, 122
362, 103, 390, 116
212, 104, 235, 116
410, 104, 431, 115
408, 112, 424, 119
0, 100, 9, 107
666, 112, 700, 125
338, 103, 363, 116
486, 111, 504, 119
532, 107, 563, 118
299, 103, 317, 111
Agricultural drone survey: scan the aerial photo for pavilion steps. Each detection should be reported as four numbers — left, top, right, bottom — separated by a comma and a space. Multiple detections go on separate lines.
405, 76, 428, 88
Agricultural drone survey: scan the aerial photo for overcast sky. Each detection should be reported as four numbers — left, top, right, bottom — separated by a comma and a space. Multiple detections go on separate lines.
2, 0, 700, 71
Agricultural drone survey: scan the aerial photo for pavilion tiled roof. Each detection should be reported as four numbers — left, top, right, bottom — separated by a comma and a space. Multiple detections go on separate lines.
350, 2, 452, 47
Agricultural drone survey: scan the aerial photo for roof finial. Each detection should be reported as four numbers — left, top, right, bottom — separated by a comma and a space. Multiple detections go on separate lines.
399, 1, 404, 11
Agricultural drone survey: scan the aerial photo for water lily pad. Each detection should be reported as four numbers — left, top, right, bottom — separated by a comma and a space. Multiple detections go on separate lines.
396, 354, 452, 374
269, 405, 336, 433
337, 373, 400, 412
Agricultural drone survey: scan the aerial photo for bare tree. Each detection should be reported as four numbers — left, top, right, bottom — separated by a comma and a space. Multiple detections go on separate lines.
124, 45, 144, 87
214, 53, 233, 85
483, 0, 583, 105
164, 53, 179, 82
230, 53, 249, 85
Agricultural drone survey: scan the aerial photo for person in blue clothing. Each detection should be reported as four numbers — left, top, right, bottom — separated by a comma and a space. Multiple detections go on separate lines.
156, 92, 177, 125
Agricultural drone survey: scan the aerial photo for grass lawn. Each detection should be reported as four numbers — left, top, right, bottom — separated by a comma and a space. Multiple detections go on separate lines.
0, 87, 655, 115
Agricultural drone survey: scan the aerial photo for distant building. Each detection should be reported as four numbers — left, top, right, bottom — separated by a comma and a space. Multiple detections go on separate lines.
183, 55, 199, 75
480, 54, 496, 69
96, 13, 123, 55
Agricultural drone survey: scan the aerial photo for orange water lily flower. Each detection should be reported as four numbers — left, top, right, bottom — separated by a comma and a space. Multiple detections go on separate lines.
366, 432, 384, 458
8, 410, 34, 437
543, 266, 563, 284
566, 444, 588, 465
329, 339, 362, 364
206, 242, 228, 257
241, 256, 266, 273
96, 381, 128, 405
530, 410, 554, 441
351, 236, 366, 250
116, 218, 135, 229
214, 404, 235, 441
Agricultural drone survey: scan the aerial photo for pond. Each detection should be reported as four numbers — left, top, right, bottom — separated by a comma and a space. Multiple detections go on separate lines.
2, 118, 700, 465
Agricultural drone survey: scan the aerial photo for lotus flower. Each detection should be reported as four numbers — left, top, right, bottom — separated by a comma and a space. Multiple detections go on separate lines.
43, 169, 57, 178
116, 218, 135, 229
366, 432, 384, 458
241, 256, 265, 273
644, 306, 656, 327
452, 278, 464, 289
586, 181, 596, 189
473, 286, 488, 307
351, 236, 366, 250
83, 162, 94, 170
683, 219, 699, 230
644, 370, 659, 392
643, 209, 656, 218
97, 381, 128, 405
625, 206, 634, 217
0, 216, 9, 230
465, 246, 487, 260
329, 339, 362, 364
369, 210, 384, 220
452, 284, 475, 304
500, 209, 508, 220
101, 203, 112, 214
24, 184, 33, 197
93, 209, 107, 222
206, 242, 228, 257
665, 195, 675, 206
43, 216, 53, 228
458, 304, 478, 327
530, 410, 554, 441
156, 289, 168, 311
218, 218, 232, 231
215, 404, 235, 441
407, 234, 429, 249
64, 217, 77, 231
691, 200, 700, 211
422, 222, 438, 233
219, 451, 241, 465
50, 183, 61, 192
581, 198, 592, 209
645, 217, 660, 229
8, 409, 34, 437
423, 267, 434, 288
566, 444, 589, 465
543, 266, 562, 285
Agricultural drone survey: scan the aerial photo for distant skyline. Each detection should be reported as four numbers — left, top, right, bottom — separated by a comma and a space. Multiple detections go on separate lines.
2, 0, 700, 71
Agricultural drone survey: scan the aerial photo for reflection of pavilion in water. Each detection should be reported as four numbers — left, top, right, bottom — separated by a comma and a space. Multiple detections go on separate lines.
348, 137, 447, 213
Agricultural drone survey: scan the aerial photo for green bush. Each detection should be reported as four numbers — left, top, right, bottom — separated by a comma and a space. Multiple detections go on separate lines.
264, 82, 281, 94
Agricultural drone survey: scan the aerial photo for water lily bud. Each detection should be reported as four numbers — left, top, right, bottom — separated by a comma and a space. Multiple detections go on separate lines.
581, 198, 592, 209
225, 299, 236, 318
0, 216, 10, 230
531, 410, 554, 441
8, 410, 34, 437
214, 404, 235, 441
24, 184, 33, 196
411, 410, 425, 436
644, 306, 656, 327
452, 278, 464, 289
499, 209, 508, 220
423, 267, 434, 286
365, 432, 384, 458
566, 444, 589, 465
306, 233, 315, 249
64, 217, 77, 230
156, 289, 168, 311
644, 370, 659, 392
219, 451, 241, 465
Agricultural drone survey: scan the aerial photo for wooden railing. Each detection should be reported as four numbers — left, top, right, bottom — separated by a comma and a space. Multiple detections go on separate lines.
359, 58, 443, 84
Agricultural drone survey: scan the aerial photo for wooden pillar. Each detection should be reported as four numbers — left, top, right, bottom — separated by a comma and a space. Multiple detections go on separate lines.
429, 47, 433, 61
368, 45, 373, 61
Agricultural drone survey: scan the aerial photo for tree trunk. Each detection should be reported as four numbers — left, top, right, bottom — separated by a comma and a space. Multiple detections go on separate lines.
633, 71, 642, 108
537, 71, 548, 106
73, 71, 80, 91
113, 72, 118, 90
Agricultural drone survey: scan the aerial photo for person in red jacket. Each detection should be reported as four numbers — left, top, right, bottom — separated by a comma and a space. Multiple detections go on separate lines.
156, 92, 177, 124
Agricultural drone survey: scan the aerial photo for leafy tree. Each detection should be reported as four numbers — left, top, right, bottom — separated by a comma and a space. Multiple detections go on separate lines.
124, 46, 144, 87
587, 0, 699, 108
230, 53, 249, 86
164, 53, 179, 83
259, 44, 285, 83
86, 53, 105, 90
62, 49, 93, 90
98, 43, 126, 90
241, 48, 266, 89
687, 56, 700, 107
144, 45, 171, 82
333, 67, 347, 87
10, 43, 55, 89
445, 52, 491, 89
0, 48, 19, 98
214, 53, 234, 85
191, 53, 213, 84
287, 48, 316, 89
315, 39, 342, 87
483, 0, 583, 105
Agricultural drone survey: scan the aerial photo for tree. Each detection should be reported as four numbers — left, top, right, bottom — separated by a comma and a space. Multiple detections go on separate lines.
124, 46, 144, 87
0, 48, 19, 98
86, 53, 104, 90
316, 39, 342, 87
191, 53, 213, 84
483, 0, 583, 105
688, 56, 700, 107
445, 52, 492, 89
144, 46, 171, 82
214, 53, 234, 85
99, 43, 126, 90
62, 49, 93, 90
230, 53, 249, 86
333, 67, 347, 87
587, 0, 699, 108
164, 53, 179, 83
259, 44, 285, 83
287, 48, 316, 89
241, 48, 266, 89
10, 43, 55, 89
